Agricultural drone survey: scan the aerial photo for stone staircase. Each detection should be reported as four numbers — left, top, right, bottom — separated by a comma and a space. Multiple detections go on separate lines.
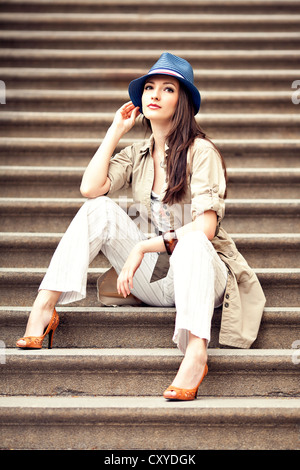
0, 0, 299, 450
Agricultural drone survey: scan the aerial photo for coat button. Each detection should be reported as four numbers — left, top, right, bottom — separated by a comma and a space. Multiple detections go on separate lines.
225, 294, 229, 299
224, 302, 229, 308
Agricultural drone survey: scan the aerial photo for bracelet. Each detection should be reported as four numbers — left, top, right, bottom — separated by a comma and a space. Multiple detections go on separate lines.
162, 230, 178, 255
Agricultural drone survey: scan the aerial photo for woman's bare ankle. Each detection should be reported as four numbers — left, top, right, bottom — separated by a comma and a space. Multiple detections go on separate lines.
33, 289, 60, 311
169, 336, 208, 391
21, 290, 61, 338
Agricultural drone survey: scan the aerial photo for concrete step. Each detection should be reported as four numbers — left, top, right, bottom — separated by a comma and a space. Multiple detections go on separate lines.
1, 0, 298, 453
1, 138, 300, 168
2, 67, 297, 91
0, 267, 299, 307
227, 168, 300, 199
0, 198, 299, 233
1, 112, 300, 139
4, 90, 298, 114
1, 12, 300, 32
1, 306, 299, 350
0, 232, 108, 269
1, 395, 299, 450
1, 395, 300, 450
1, 348, 299, 398
1, 232, 299, 269
1, 49, 299, 70
1, 166, 299, 199
1, 0, 300, 15
2, 31, 300, 50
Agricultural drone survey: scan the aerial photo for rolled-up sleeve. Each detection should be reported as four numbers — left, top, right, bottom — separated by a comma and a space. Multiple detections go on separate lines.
106, 146, 133, 194
190, 142, 226, 222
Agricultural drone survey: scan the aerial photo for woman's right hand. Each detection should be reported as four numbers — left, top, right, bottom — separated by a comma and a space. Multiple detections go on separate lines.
111, 101, 140, 137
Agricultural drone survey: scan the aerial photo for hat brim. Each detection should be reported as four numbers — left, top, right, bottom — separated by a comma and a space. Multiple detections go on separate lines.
128, 73, 201, 115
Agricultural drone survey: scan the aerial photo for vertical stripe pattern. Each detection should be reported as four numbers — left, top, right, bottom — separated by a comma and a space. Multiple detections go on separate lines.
39, 197, 227, 353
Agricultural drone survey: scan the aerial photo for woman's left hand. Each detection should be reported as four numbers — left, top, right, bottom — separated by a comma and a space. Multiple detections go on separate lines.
117, 244, 145, 297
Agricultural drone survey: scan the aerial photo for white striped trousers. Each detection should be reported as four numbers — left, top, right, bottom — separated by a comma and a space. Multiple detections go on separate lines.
40, 196, 228, 353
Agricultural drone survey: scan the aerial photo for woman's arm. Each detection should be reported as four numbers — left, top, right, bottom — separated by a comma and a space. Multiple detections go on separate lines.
80, 102, 140, 198
137, 210, 217, 255
117, 210, 217, 297
176, 210, 217, 241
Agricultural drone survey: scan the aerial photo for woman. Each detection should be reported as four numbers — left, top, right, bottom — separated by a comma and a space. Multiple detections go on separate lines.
16, 53, 266, 400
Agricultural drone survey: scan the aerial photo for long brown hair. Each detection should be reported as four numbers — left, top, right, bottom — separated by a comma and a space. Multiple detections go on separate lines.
143, 83, 227, 205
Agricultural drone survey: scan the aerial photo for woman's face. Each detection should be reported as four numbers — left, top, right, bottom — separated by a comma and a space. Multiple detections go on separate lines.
141, 75, 179, 122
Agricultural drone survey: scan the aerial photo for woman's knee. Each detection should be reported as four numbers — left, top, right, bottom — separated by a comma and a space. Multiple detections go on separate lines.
170, 230, 213, 266
81, 195, 119, 217
83, 195, 111, 209
177, 230, 210, 252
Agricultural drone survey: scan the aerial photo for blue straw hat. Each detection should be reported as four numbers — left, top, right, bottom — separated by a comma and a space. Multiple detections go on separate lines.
128, 52, 201, 115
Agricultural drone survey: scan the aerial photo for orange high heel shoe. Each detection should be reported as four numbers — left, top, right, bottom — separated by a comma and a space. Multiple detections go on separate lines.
16, 308, 59, 349
163, 364, 208, 401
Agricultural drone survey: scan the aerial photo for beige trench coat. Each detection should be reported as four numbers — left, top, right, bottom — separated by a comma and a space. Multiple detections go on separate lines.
98, 136, 266, 349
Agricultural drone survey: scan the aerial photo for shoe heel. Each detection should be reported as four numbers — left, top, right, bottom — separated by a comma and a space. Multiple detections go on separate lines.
47, 311, 59, 349
48, 329, 54, 349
